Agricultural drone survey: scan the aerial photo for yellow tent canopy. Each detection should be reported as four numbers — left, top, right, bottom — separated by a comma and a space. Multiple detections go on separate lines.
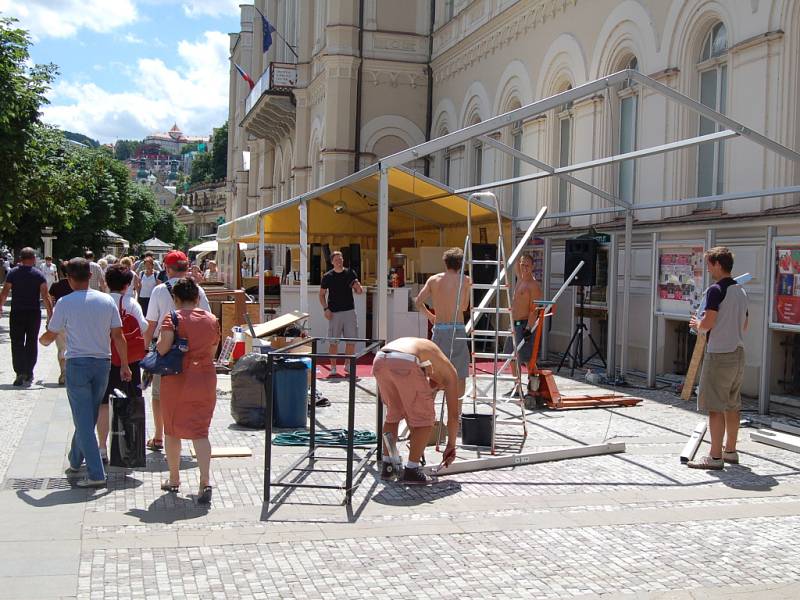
217, 166, 511, 247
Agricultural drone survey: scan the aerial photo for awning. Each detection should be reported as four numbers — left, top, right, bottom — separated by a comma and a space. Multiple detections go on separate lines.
217, 166, 510, 246
188, 240, 246, 253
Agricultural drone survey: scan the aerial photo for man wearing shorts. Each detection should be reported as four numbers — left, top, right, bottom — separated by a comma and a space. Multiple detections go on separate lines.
373, 337, 459, 484
415, 247, 471, 401
319, 251, 363, 376
504, 253, 543, 382
688, 247, 748, 470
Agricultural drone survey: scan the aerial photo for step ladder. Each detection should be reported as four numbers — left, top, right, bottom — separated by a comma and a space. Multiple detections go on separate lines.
461, 193, 539, 455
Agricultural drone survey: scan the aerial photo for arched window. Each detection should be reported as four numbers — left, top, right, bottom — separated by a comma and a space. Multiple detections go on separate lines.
697, 22, 728, 203
618, 56, 638, 204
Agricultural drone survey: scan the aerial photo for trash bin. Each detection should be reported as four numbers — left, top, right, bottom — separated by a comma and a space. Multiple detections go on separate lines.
273, 358, 311, 428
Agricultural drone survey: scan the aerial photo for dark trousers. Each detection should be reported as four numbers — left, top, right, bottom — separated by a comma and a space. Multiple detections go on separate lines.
10, 309, 41, 377
138, 297, 150, 316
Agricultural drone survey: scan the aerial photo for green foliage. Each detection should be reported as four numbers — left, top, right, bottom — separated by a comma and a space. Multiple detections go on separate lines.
211, 121, 228, 181
189, 150, 213, 184
153, 207, 187, 249
113, 139, 141, 161
181, 141, 199, 155
63, 131, 99, 147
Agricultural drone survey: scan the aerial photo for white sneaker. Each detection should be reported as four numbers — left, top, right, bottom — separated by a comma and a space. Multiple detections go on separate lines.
76, 478, 106, 488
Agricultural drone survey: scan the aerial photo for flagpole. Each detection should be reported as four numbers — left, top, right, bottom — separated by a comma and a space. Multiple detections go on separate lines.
254, 5, 299, 60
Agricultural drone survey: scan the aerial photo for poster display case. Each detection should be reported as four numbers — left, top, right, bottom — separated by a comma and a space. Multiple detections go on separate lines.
770, 237, 800, 332
655, 242, 705, 319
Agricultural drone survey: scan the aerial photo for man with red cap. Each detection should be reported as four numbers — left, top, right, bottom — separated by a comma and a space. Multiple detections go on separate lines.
143, 251, 211, 451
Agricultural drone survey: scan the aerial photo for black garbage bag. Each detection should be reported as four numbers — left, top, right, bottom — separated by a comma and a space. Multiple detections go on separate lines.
231, 353, 270, 428
109, 386, 146, 468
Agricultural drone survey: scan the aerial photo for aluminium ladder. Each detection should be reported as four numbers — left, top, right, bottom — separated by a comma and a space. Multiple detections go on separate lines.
462, 192, 529, 454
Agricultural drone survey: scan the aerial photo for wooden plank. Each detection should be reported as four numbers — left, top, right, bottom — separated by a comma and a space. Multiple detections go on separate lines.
251, 310, 308, 338
750, 429, 800, 454
190, 446, 253, 458
424, 442, 625, 476
221, 301, 261, 336
681, 333, 706, 401
680, 420, 707, 463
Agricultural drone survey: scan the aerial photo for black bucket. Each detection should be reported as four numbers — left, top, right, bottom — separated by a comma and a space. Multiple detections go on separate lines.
461, 413, 494, 447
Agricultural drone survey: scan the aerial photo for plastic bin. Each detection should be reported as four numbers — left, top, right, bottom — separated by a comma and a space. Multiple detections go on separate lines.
273, 358, 311, 428
461, 413, 494, 447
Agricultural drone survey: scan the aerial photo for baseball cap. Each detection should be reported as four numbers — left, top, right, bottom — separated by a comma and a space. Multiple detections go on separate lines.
163, 251, 189, 267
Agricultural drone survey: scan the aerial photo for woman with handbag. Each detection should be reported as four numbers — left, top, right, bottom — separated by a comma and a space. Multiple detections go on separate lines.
97, 265, 148, 462
155, 277, 219, 504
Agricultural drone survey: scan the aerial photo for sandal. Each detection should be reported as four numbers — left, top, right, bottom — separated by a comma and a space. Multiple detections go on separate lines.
160, 480, 180, 493
197, 485, 213, 505
146, 438, 163, 452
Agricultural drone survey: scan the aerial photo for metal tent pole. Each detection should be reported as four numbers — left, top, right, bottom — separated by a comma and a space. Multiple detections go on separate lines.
299, 200, 309, 314
760, 226, 776, 415
541, 236, 552, 361
377, 167, 389, 342
619, 210, 633, 378
606, 232, 618, 378
646, 232, 659, 387
258, 217, 265, 320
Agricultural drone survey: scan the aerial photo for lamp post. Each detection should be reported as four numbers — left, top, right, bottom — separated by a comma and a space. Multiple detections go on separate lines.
41, 226, 56, 259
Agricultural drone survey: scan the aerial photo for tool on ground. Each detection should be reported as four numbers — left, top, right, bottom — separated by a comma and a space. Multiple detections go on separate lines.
525, 267, 642, 410
680, 421, 707, 463
681, 273, 752, 401
382, 431, 405, 479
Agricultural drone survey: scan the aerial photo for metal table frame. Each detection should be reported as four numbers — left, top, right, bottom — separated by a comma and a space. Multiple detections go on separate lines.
263, 337, 384, 505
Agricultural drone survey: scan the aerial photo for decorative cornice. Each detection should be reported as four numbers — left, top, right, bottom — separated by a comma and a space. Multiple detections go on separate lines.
364, 61, 428, 89
433, 0, 579, 84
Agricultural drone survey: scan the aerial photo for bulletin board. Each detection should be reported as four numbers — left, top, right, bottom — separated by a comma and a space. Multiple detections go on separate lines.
655, 241, 705, 318
770, 237, 800, 332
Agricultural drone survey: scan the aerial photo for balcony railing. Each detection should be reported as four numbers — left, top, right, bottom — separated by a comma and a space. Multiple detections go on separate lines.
245, 62, 298, 114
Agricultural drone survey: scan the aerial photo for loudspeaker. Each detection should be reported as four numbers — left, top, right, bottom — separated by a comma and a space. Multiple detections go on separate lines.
564, 238, 598, 286
310, 243, 323, 285
470, 243, 497, 285
348, 243, 361, 278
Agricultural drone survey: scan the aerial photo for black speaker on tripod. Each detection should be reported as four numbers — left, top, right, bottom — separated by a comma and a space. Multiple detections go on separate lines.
564, 238, 598, 286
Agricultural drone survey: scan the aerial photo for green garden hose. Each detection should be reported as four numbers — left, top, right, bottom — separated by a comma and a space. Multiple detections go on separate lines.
272, 429, 377, 446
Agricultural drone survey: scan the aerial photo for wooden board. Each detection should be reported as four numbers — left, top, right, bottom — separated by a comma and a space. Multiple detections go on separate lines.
681, 333, 706, 401
190, 446, 253, 458
750, 429, 800, 454
221, 301, 261, 336
251, 310, 308, 338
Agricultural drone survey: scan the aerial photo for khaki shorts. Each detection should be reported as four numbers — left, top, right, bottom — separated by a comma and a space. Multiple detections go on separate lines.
698, 347, 745, 413
328, 309, 358, 339
373, 354, 435, 428
431, 323, 470, 380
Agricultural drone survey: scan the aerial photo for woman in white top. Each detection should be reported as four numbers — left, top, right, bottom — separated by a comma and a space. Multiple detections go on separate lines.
138, 257, 158, 316
120, 257, 139, 300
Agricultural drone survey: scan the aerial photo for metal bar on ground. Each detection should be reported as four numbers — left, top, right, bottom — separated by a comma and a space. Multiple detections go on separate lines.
750, 429, 800, 454
425, 442, 626, 476
679, 421, 707, 463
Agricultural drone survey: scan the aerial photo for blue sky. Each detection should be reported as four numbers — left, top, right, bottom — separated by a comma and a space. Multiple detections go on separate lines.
0, 0, 243, 143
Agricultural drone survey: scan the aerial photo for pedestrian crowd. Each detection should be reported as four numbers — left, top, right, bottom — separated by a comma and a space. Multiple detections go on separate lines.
1, 246, 219, 498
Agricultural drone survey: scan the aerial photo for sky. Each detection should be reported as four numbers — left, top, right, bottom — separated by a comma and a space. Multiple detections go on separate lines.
0, 0, 243, 144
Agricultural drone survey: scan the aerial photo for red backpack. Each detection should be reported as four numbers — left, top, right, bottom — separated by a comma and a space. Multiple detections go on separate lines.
112, 295, 146, 366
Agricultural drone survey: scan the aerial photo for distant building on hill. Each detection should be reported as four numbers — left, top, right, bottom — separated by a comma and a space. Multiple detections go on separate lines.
144, 123, 208, 155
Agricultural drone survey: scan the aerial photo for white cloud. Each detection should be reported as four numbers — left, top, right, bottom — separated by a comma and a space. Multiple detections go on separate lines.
0, 0, 138, 38
122, 32, 145, 44
43, 31, 231, 143
181, 0, 239, 18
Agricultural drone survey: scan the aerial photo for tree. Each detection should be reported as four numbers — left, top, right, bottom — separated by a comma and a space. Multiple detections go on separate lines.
152, 207, 187, 249
0, 17, 58, 242
211, 121, 228, 180
189, 151, 213, 184
114, 139, 140, 161
63, 131, 99, 147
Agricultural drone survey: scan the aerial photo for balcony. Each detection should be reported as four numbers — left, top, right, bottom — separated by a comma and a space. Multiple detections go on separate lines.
241, 62, 297, 144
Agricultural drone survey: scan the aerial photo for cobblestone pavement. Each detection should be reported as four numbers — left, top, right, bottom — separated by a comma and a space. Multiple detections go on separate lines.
3, 318, 800, 599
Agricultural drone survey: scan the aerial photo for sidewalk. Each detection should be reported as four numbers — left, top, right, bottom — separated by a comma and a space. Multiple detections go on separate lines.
2, 310, 800, 599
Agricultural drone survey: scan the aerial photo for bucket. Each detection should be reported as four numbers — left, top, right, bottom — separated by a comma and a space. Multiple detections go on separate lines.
461, 413, 494, 447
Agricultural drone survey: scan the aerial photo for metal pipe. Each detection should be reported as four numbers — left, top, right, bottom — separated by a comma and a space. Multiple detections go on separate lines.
760, 225, 776, 415
620, 210, 633, 377
541, 236, 552, 360
646, 231, 659, 387
377, 167, 389, 342
258, 216, 265, 320
299, 199, 308, 314
606, 232, 619, 378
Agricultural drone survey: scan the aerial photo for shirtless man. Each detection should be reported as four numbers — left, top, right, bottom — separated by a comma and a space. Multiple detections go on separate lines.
414, 247, 471, 400
505, 253, 543, 377
374, 337, 459, 484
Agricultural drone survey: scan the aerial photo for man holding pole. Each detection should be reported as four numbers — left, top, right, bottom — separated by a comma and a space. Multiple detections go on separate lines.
688, 247, 748, 470
505, 252, 543, 380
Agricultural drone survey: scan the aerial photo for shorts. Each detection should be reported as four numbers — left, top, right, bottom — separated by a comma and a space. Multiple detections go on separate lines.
504, 320, 533, 365
373, 354, 435, 428
698, 347, 745, 413
103, 362, 142, 404
431, 323, 470, 379
328, 309, 357, 339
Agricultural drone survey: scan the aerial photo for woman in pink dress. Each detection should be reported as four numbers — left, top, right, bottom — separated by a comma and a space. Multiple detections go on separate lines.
156, 277, 220, 503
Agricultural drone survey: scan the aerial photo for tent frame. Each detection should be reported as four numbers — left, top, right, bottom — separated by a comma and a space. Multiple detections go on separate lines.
228, 68, 800, 414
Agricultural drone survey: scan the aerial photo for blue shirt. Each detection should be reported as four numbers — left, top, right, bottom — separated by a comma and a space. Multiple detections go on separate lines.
6, 265, 46, 310
48, 289, 122, 359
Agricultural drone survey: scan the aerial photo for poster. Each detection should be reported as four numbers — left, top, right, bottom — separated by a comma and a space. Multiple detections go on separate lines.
774, 246, 800, 326
657, 246, 704, 315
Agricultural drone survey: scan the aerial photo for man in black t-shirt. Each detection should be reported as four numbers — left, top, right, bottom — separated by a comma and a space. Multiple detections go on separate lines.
49, 271, 73, 385
318, 251, 363, 376
0, 247, 53, 386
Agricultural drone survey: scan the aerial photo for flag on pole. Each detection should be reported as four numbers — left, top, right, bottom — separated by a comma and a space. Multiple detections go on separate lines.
262, 14, 276, 53
234, 63, 255, 90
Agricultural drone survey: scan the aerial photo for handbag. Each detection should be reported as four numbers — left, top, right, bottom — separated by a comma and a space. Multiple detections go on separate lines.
140, 310, 187, 376
112, 295, 146, 367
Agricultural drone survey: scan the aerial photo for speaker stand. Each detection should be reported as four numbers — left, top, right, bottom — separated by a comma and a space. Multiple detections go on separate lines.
556, 287, 607, 377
